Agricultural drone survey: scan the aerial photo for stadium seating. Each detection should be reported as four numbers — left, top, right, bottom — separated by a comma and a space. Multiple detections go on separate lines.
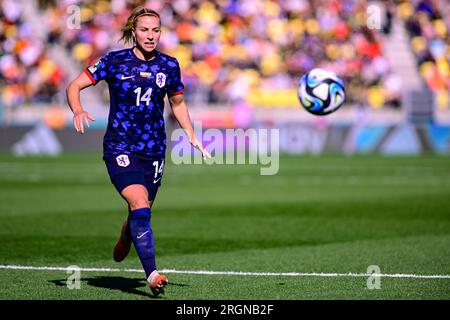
399, 0, 449, 109
1, 0, 448, 113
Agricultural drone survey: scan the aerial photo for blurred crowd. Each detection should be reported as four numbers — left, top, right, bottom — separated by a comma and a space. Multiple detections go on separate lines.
399, 0, 450, 108
1, 0, 449, 112
1, 0, 64, 108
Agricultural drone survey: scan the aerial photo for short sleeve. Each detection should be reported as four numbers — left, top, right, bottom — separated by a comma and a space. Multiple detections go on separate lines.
84, 53, 111, 85
166, 59, 185, 96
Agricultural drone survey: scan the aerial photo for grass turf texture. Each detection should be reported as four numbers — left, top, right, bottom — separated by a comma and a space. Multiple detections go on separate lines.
0, 154, 449, 299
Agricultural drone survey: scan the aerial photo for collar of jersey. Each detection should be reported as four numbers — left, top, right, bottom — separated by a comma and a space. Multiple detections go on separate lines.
130, 47, 159, 62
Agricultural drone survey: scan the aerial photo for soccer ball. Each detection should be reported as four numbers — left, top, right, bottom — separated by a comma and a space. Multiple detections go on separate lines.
297, 68, 345, 116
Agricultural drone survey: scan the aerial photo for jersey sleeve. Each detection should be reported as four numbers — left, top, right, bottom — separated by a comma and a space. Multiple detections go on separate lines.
166, 59, 185, 96
84, 53, 111, 85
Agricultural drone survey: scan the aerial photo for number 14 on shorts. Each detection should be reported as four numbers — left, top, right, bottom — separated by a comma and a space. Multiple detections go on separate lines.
152, 160, 164, 183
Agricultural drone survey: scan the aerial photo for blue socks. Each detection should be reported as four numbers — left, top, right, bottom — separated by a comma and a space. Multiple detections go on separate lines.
129, 207, 156, 278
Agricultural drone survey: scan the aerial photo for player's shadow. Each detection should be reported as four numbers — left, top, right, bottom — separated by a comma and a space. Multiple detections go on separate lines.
50, 276, 152, 298
50, 277, 188, 299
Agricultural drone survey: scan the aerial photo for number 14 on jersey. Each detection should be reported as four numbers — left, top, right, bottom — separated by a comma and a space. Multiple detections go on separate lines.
134, 87, 152, 106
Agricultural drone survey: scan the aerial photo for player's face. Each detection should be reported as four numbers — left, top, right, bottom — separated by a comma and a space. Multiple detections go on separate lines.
134, 15, 161, 53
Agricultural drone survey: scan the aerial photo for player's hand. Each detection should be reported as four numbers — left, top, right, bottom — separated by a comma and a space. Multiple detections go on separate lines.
73, 110, 95, 134
185, 130, 211, 159
190, 137, 211, 160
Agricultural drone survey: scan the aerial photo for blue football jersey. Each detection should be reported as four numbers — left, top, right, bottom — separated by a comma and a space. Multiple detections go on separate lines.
84, 48, 185, 159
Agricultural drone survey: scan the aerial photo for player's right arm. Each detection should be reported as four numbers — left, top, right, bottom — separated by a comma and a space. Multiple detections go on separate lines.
66, 71, 96, 134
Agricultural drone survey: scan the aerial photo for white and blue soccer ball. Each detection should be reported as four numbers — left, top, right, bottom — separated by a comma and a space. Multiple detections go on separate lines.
297, 68, 345, 116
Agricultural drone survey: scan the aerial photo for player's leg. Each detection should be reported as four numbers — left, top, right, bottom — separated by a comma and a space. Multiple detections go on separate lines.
139, 158, 168, 296
106, 155, 167, 296
112, 204, 132, 262
121, 196, 153, 240
121, 184, 156, 274
121, 184, 167, 296
113, 189, 156, 262
105, 155, 151, 263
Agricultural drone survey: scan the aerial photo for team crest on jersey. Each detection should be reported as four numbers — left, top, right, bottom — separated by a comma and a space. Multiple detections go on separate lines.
116, 154, 130, 167
88, 60, 102, 73
156, 72, 166, 88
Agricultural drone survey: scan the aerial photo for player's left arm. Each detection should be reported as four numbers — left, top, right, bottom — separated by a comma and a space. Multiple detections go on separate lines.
168, 93, 211, 159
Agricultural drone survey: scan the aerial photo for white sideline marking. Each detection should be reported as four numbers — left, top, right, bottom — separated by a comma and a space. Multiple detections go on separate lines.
0, 265, 450, 279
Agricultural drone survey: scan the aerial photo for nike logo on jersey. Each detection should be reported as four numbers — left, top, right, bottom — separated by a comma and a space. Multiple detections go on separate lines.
153, 177, 162, 184
137, 231, 149, 239
120, 75, 135, 80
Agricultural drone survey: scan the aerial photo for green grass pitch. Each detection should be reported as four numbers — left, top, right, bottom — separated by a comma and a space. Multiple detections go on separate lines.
0, 153, 449, 299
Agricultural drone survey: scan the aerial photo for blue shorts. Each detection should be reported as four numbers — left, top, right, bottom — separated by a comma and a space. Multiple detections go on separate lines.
104, 154, 165, 200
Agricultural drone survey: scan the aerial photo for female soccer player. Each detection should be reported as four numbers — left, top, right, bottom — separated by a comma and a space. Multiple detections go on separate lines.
66, 7, 210, 297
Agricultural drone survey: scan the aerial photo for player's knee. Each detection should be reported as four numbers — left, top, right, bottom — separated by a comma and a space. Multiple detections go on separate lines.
121, 184, 149, 210
128, 198, 149, 211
